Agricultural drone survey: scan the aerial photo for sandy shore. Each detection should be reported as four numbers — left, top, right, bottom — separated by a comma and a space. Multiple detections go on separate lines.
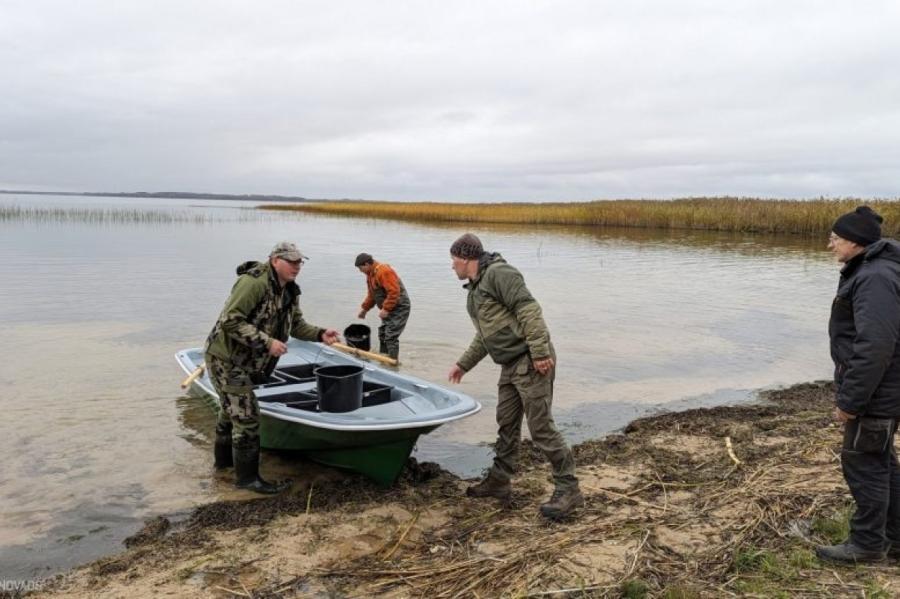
23, 382, 900, 598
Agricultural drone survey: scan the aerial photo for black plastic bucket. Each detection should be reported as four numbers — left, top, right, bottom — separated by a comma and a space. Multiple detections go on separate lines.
343, 323, 371, 351
315, 365, 364, 412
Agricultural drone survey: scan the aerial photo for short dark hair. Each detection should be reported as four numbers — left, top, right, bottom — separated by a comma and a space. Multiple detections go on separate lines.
354, 252, 374, 267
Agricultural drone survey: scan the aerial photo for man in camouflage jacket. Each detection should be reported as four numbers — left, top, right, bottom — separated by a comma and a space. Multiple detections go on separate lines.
447, 233, 583, 520
204, 241, 339, 494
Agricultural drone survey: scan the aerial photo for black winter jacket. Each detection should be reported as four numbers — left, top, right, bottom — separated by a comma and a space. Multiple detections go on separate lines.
830, 239, 900, 417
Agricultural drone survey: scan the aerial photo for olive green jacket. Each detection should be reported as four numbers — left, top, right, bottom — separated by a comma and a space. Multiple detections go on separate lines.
456, 253, 552, 371
204, 260, 323, 375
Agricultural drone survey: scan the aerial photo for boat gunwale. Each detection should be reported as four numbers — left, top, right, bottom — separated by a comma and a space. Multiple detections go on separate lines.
175, 347, 481, 432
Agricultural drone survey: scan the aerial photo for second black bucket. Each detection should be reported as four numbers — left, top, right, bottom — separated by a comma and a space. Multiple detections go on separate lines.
343, 323, 371, 351
315, 365, 364, 413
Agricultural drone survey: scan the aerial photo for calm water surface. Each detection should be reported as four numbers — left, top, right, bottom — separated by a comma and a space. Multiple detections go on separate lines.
0, 194, 837, 577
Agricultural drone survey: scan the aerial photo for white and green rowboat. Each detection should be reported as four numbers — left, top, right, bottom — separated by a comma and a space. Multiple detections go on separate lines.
175, 340, 481, 485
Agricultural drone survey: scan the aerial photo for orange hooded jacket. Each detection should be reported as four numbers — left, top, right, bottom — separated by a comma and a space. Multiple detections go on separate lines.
361, 261, 404, 312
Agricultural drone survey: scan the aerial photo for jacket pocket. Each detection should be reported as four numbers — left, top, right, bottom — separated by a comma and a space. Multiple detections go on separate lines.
832, 295, 852, 313
845, 417, 895, 453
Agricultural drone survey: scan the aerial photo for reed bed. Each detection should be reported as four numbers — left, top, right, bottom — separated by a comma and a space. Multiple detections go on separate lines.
0, 204, 293, 225
0, 205, 211, 224
261, 197, 900, 237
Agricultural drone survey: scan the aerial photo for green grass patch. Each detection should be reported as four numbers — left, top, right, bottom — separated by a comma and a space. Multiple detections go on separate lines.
864, 579, 891, 599
731, 545, 821, 596
786, 547, 817, 570
812, 504, 853, 544
620, 579, 648, 598
661, 585, 700, 599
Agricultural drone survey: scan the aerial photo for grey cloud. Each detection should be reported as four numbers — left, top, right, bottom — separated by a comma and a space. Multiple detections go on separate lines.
2, 1, 899, 200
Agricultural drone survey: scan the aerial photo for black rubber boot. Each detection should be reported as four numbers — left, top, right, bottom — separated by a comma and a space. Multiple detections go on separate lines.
233, 441, 291, 495
213, 422, 233, 470
816, 542, 885, 564
888, 541, 900, 559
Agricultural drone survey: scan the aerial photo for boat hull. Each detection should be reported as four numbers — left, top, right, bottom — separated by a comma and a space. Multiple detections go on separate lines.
262, 415, 437, 485
177, 341, 480, 486
196, 388, 436, 486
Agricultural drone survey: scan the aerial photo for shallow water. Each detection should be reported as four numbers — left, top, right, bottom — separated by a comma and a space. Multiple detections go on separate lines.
0, 193, 838, 578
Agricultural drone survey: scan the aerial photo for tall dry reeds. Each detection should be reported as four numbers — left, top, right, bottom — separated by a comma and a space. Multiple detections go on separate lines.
260, 197, 900, 236
0, 205, 288, 225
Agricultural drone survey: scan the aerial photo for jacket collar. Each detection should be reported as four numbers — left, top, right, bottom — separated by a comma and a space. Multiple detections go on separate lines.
840, 252, 866, 277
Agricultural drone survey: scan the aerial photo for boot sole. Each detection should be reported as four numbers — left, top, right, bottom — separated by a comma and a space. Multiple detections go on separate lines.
540, 499, 585, 520
236, 485, 288, 495
235, 480, 291, 495
466, 491, 511, 501
815, 549, 884, 564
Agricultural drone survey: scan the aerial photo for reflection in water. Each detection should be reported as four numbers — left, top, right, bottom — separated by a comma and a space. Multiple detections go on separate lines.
175, 395, 215, 449
0, 194, 839, 578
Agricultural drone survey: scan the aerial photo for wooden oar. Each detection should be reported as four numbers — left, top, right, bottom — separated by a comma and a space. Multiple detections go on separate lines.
180, 362, 206, 389
331, 342, 399, 367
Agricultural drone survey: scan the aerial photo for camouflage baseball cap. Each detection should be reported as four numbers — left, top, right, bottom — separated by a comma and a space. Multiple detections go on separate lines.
270, 241, 307, 262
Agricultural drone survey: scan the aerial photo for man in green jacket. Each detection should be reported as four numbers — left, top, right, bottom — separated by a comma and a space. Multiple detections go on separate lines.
447, 233, 583, 519
205, 241, 339, 494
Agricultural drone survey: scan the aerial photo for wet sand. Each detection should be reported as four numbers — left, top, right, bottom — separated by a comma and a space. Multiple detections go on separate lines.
23, 382, 900, 598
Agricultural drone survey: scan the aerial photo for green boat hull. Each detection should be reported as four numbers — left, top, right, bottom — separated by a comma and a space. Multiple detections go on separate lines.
198, 392, 435, 485
261, 414, 438, 486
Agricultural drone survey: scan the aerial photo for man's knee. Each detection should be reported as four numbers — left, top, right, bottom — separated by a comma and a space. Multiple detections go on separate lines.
231, 416, 260, 447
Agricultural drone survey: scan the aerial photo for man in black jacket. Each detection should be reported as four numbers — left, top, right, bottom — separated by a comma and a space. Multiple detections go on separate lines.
817, 206, 900, 563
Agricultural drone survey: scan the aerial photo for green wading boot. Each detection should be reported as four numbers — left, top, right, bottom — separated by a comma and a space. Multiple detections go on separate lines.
233, 443, 291, 495
213, 423, 233, 470
466, 471, 511, 501
539, 485, 585, 520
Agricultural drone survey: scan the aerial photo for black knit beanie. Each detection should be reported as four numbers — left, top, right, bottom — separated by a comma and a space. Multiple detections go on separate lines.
450, 233, 484, 259
832, 206, 883, 246
354, 252, 374, 267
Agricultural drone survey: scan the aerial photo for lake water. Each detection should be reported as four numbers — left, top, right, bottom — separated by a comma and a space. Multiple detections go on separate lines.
0, 193, 838, 578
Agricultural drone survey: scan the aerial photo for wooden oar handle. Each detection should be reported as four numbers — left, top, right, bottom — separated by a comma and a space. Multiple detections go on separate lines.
331, 342, 399, 366
180, 363, 206, 389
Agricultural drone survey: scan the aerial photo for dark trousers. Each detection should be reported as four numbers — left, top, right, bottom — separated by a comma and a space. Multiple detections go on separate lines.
841, 417, 900, 551
378, 301, 410, 360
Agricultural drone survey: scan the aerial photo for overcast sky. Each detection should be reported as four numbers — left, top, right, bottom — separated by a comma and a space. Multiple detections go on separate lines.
2, 1, 899, 201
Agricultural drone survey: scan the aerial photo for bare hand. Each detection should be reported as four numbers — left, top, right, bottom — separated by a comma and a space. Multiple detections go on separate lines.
268, 340, 288, 357
833, 406, 856, 423
533, 356, 555, 376
321, 329, 340, 346
357, 309, 367, 319
448, 364, 465, 384
378, 309, 389, 319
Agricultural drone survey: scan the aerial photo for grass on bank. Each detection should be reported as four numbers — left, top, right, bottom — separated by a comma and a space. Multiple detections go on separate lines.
260, 197, 900, 236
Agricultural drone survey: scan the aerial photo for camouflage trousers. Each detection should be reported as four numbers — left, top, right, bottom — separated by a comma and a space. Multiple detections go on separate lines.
205, 354, 260, 449
488, 347, 578, 490
378, 300, 411, 360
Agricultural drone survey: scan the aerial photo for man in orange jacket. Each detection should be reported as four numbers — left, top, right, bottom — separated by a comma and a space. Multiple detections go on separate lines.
355, 253, 411, 360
